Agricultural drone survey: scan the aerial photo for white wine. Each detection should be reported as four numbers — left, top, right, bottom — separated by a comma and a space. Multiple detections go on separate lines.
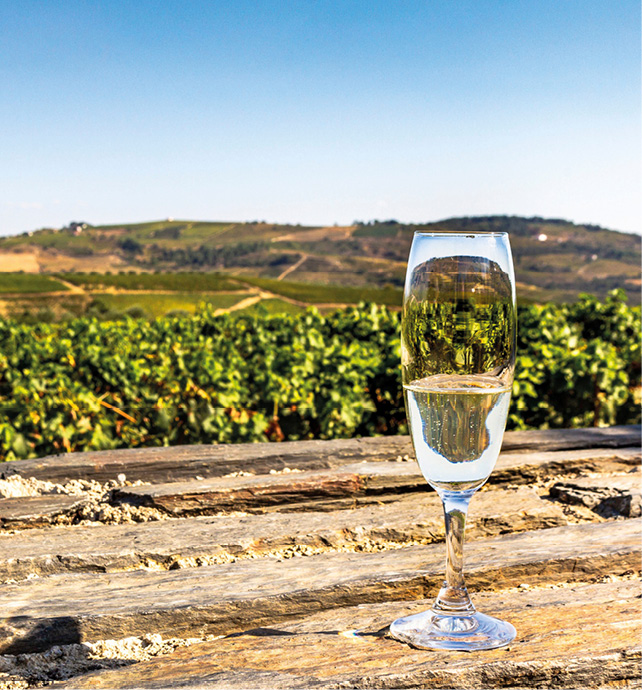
391, 233, 518, 651
404, 374, 511, 492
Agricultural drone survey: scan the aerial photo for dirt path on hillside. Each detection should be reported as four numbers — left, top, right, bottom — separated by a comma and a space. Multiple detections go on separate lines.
215, 287, 358, 313
0, 288, 252, 299
276, 255, 308, 281
0, 282, 397, 317
54, 278, 87, 294
214, 294, 263, 315
271, 225, 356, 243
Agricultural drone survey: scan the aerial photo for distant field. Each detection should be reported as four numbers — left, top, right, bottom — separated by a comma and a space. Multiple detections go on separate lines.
237, 276, 404, 306
579, 259, 641, 278
60, 272, 242, 292
92, 292, 246, 318
241, 298, 304, 315
110, 221, 236, 248
97, 220, 316, 248
353, 224, 400, 238
514, 283, 587, 305
0, 273, 68, 293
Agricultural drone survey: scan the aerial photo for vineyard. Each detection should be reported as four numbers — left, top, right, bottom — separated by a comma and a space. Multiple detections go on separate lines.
0, 290, 639, 462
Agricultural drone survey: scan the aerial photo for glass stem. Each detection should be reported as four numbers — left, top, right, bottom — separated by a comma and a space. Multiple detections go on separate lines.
432, 489, 476, 616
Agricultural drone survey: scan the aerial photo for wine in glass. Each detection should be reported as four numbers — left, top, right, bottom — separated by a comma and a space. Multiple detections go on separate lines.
390, 231, 517, 651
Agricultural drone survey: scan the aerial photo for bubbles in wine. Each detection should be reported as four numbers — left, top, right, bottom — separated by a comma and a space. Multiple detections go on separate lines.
404, 374, 511, 492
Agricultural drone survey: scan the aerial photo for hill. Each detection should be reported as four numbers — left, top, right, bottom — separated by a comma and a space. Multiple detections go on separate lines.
0, 216, 639, 319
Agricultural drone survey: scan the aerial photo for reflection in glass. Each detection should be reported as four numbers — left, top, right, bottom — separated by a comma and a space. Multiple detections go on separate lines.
390, 233, 517, 651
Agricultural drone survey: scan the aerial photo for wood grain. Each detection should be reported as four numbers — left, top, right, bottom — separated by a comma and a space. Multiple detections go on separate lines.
4, 447, 637, 529
0, 494, 83, 529
62, 579, 642, 689
0, 486, 567, 581
551, 470, 641, 518
114, 450, 640, 516
0, 519, 637, 654
3, 425, 638, 484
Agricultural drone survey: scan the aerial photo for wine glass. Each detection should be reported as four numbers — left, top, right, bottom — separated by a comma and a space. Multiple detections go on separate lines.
390, 231, 517, 651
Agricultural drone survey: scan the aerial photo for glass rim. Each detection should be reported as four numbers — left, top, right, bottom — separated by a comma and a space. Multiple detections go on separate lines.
412, 231, 509, 238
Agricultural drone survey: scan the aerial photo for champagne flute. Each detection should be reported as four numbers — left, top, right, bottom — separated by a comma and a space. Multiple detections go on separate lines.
390, 231, 517, 651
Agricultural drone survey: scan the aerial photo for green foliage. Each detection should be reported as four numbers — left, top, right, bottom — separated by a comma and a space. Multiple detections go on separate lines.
88, 293, 246, 319
237, 276, 403, 307
401, 256, 515, 381
152, 241, 280, 268
118, 238, 143, 254
241, 299, 304, 316
0, 274, 68, 294
510, 290, 640, 429
403, 299, 514, 381
0, 291, 639, 461
59, 272, 241, 292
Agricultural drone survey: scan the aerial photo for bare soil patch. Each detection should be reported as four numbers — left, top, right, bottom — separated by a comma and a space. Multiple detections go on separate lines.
0, 253, 39, 273
272, 225, 356, 243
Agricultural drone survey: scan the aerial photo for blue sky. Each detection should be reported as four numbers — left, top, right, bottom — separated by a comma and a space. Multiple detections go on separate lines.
1, 0, 639, 236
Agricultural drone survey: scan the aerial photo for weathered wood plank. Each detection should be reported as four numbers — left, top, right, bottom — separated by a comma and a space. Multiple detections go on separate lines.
61, 580, 642, 689
0, 519, 638, 654
3, 425, 639, 484
2, 447, 637, 529
551, 470, 641, 518
491, 447, 640, 484
2, 437, 411, 484
0, 494, 83, 529
113, 450, 641, 517
499, 424, 640, 453
114, 462, 419, 515
0, 486, 567, 581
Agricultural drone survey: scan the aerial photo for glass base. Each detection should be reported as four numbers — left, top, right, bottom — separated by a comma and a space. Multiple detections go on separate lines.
389, 609, 516, 651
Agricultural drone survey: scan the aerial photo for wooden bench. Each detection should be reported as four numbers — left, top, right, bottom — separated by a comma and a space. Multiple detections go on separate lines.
0, 426, 639, 688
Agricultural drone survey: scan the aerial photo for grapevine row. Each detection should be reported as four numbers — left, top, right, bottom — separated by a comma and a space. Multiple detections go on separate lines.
0, 290, 639, 462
